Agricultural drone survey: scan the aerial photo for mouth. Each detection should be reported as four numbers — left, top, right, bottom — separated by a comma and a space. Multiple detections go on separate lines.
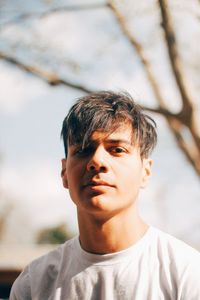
83, 180, 114, 189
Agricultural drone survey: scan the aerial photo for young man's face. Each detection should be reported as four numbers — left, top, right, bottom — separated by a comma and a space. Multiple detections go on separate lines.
61, 123, 152, 219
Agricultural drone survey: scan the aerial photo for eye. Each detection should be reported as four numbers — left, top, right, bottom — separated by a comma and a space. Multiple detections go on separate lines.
115, 147, 124, 153
74, 146, 92, 157
110, 147, 126, 154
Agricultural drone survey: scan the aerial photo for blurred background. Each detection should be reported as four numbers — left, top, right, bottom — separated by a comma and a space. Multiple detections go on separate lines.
0, 0, 200, 297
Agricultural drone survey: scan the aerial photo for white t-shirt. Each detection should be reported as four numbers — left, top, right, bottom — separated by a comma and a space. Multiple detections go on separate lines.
10, 227, 200, 300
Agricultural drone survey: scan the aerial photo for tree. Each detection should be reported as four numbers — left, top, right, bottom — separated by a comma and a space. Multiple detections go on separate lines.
0, 0, 199, 176
37, 223, 73, 244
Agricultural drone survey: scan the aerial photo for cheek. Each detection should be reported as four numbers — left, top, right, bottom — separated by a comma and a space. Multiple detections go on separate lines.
66, 164, 82, 189
119, 163, 144, 189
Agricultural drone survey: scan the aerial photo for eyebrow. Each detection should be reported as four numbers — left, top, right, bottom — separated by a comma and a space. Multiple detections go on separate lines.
104, 139, 132, 145
69, 139, 133, 149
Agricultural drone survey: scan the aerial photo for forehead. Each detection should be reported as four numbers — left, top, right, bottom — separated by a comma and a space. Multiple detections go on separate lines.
89, 123, 133, 143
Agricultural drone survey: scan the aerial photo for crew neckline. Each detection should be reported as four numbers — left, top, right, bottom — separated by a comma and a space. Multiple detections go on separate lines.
73, 226, 155, 266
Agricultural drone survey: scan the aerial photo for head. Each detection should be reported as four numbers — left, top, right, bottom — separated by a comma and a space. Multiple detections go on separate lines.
60, 91, 157, 221
61, 91, 157, 159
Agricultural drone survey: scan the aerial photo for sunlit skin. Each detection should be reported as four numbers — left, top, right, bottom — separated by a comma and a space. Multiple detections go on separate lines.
61, 124, 152, 254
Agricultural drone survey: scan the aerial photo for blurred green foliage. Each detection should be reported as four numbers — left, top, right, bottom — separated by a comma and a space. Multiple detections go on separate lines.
37, 223, 74, 244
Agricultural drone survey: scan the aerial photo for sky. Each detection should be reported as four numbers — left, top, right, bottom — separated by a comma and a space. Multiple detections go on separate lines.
0, 0, 200, 249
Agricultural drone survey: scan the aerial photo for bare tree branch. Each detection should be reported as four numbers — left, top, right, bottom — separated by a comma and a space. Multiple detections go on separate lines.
108, 1, 167, 111
0, 51, 93, 94
41, 2, 108, 15
167, 117, 200, 175
0, 51, 169, 116
1, 49, 179, 124
158, 1, 195, 120
142, 106, 175, 118
0, 3, 108, 27
108, 1, 200, 177
158, 0, 200, 148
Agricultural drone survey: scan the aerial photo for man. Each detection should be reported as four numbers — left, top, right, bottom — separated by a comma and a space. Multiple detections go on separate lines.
10, 91, 200, 299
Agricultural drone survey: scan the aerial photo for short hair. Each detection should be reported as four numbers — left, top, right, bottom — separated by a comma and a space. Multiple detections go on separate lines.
61, 91, 157, 158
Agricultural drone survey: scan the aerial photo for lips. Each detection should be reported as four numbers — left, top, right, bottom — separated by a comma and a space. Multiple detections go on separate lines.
83, 180, 114, 189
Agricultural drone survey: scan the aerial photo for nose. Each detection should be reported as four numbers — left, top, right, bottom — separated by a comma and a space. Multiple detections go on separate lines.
86, 145, 109, 172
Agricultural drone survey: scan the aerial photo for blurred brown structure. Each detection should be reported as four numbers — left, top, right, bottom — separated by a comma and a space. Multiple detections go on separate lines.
0, 244, 56, 299
0, 269, 21, 298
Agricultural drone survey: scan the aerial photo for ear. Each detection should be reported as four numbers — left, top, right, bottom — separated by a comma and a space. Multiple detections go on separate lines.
61, 159, 68, 189
141, 158, 152, 188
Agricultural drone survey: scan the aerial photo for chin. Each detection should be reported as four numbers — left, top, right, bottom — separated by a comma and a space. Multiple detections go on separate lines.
81, 195, 122, 215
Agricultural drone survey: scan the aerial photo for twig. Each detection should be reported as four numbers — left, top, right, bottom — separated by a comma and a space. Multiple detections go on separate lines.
142, 105, 175, 118
0, 3, 108, 27
158, 0, 195, 120
108, 1, 168, 110
0, 51, 93, 94
159, 0, 200, 148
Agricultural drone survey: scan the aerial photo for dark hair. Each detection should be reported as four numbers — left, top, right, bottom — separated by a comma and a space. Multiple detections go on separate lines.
61, 91, 157, 158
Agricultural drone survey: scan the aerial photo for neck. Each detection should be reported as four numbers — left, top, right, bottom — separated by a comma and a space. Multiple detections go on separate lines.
77, 206, 149, 254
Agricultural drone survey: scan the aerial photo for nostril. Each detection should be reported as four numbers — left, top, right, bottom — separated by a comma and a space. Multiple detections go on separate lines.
89, 165, 95, 171
87, 164, 106, 172
100, 166, 106, 172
